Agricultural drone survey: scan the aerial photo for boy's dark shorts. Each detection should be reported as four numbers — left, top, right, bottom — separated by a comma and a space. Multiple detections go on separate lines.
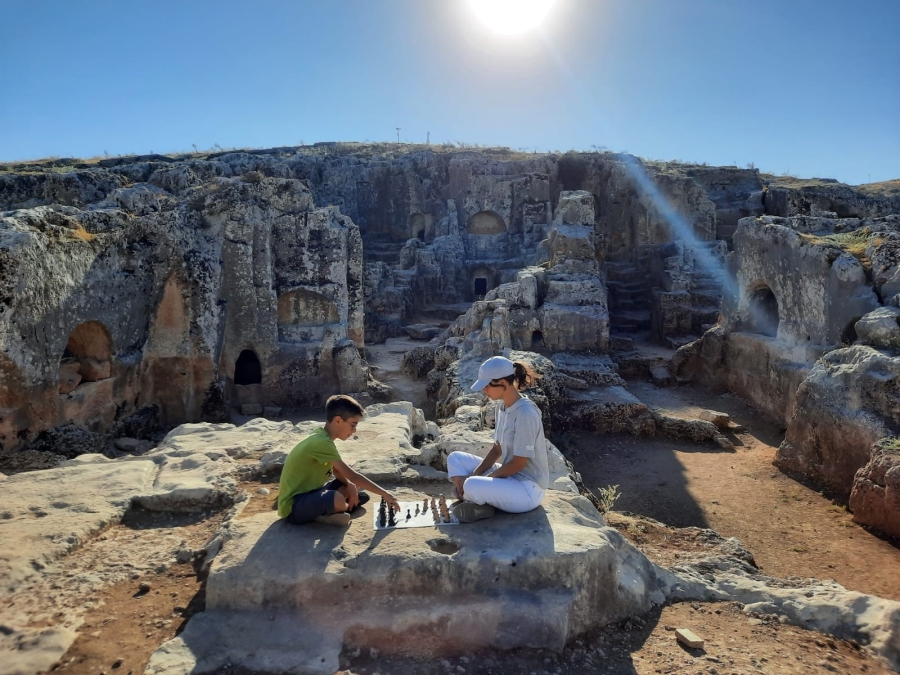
288, 478, 344, 525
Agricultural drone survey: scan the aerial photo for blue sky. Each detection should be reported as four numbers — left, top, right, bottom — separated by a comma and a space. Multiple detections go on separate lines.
1, 0, 897, 185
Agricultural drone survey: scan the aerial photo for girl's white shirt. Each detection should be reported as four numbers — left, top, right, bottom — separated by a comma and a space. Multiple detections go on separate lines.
492, 394, 550, 489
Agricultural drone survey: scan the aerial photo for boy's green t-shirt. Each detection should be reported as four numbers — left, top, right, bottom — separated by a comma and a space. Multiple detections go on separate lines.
277, 427, 342, 518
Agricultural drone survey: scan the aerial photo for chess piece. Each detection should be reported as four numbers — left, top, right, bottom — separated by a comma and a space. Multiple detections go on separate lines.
388, 503, 396, 527
423, 498, 429, 512
432, 508, 440, 524
439, 497, 450, 522
415, 504, 420, 516
406, 509, 411, 520
378, 498, 387, 528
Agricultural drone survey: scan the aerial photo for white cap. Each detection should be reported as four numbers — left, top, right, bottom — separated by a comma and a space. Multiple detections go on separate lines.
470, 356, 515, 391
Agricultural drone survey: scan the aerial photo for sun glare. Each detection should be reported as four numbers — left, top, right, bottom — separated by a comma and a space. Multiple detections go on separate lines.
469, 0, 555, 35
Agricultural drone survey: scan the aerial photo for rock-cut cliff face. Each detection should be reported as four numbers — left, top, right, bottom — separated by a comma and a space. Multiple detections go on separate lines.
2, 145, 896, 458
0, 171, 365, 451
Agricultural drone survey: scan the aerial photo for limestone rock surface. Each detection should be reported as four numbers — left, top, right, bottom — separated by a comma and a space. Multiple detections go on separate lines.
850, 437, 900, 538
777, 345, 900, 497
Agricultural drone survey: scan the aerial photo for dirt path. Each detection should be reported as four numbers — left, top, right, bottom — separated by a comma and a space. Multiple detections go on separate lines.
557, 382, 900, 602
365, 336, 433, 415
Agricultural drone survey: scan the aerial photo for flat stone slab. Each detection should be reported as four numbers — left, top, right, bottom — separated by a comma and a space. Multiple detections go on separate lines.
0, 445, 240, 675
148, 491, 675, 674
559, 386, 656, 435
0, 460, 157, 596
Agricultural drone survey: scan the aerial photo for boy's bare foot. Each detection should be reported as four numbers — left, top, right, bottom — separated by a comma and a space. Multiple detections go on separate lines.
314, 513, 351, 526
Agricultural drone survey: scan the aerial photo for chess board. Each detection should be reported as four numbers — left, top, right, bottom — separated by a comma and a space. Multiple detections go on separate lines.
372, 500, 460, 530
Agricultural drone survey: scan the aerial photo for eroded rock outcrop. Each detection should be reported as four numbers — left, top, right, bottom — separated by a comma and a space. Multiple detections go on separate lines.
1, 175, 365, 451
684, 215, 895, 424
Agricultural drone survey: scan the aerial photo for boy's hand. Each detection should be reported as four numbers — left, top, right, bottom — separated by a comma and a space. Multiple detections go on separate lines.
344, 482, 360, 509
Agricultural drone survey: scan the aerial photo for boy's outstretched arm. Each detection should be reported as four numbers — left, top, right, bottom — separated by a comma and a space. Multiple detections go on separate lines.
333, 460, 401, 511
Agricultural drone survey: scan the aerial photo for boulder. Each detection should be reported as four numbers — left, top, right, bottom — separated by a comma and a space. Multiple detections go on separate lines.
855, 306, 900, 350
777, 346, 900, 496
240, 403, 263, 416
850, 437, 900, 538
558, 386, 655, 435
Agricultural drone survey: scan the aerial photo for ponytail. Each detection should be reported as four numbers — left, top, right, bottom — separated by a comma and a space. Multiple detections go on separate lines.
511, 361, 541, 391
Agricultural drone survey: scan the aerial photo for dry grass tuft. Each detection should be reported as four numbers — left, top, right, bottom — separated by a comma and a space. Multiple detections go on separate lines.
70, 224, 96, 241
800, 227, 875, 271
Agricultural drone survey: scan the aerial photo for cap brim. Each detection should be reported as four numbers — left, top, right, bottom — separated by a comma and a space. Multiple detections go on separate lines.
470, 378, 490, 391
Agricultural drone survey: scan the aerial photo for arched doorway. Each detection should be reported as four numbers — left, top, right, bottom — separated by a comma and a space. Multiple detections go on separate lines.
745, 286, 779, 337
471, 265, 496, 300
234, 349, 262, 385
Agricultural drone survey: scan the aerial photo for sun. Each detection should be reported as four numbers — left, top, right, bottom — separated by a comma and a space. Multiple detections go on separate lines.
469, 0, 555, 35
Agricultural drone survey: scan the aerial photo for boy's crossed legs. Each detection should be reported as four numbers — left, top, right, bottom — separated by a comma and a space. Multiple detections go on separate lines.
288, 478, 369, 526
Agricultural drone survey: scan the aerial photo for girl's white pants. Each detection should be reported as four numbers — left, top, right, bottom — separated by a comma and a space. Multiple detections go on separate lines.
447, 451, 545, 513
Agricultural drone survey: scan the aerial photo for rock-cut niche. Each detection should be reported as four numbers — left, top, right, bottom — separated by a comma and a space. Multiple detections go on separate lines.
744, 285, 780, 338
277, 289, 340, 343
466, 210, 506, 235
58, 321, 113, 393
471, 265, 496, 300
234, 349, 262, 386
409, 213, 433, 242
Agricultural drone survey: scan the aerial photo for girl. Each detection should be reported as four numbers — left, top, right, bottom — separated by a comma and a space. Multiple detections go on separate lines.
447, 356, 550, 522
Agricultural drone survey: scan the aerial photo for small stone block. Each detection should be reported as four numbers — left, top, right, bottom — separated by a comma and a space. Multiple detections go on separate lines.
699, 409, 730, 429
262, 406, 282, 418
649, 365, 673, 387
675, 628, 704, 649
241, 403, 263, 416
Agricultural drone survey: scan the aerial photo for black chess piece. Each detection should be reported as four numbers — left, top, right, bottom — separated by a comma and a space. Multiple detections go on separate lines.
388, 503, 396, 527
378, 498, 387, 528
406, 509, 411, 520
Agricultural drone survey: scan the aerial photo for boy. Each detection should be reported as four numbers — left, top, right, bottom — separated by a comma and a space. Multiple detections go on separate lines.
278, 395, 401, 526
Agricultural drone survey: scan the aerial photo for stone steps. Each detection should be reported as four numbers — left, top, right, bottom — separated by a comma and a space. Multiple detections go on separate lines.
691, 290, 721, 307
610, 310, 652, 331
